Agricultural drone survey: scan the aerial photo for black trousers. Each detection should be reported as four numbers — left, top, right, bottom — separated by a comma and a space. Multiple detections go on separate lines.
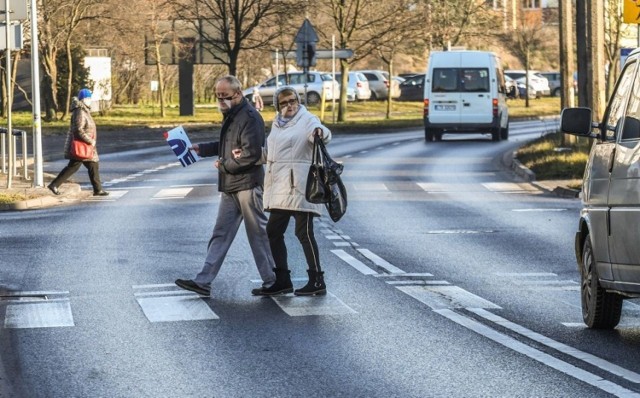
266, 210, 321, 273
50, 159, 103, 193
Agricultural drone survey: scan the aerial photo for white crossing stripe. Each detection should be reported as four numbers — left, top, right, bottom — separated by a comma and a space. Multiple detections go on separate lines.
133, 285, 218, 323
482, 182, 539, 192
352, 183, 388, 191
512, 208, 568, 212
386, 280, 450, 286
4, 298, 74, 329
397, 285, 501, 310
271, 292, 356, 316
151, 187, 193, 199
331, 249, 377, 275
356, 249, 405, 274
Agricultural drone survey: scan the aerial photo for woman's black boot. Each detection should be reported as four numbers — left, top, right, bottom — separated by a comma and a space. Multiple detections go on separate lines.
294, 270, 326, 296
252, 268, 293, 296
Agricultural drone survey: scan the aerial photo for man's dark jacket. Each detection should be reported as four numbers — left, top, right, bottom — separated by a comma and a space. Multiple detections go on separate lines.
198, 99, 265, 193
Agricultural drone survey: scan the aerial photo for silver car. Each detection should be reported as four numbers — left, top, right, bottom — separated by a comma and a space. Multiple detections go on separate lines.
243, 72, 339, 106
560, 47, 640, 329
354, 70, 400, 100
335, 71, 371, 101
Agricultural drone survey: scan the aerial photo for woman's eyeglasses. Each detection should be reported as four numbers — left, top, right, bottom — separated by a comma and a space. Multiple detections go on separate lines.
279, 99, 298, 108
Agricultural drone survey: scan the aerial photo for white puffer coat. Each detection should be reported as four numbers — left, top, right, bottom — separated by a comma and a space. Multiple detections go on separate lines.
264, 89, 331, 215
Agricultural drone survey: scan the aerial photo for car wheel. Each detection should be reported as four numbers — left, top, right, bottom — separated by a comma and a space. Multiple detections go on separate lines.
370, 92, 378, 101
581, 235, 623, 329
306, 92, 321, 105
553, 88, 561, 97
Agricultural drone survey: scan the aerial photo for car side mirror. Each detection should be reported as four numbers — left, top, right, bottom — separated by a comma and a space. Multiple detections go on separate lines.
560, 107, 598, 138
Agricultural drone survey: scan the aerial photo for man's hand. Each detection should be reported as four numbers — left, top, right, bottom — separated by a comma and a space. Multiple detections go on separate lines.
232, 148, 242, 159
214, 159, 220, 169
190, 144, 200, 155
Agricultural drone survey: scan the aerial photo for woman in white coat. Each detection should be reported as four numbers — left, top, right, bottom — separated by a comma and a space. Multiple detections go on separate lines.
249, 86, 331, 296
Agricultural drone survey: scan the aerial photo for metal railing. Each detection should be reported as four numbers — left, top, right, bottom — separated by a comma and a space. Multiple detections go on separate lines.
0, 127, 29, 180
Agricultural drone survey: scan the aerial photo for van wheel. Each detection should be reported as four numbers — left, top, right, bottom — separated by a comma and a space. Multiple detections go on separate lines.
491, 128, 501, 142
306, 92, 321, 105
425, 130, 434, 142
435, 133, 443, 141
581, 235, 623, 329
500, 123, 509, 140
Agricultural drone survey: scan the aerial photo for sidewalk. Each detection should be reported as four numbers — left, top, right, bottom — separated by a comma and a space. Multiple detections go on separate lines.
0, 170, 87, 211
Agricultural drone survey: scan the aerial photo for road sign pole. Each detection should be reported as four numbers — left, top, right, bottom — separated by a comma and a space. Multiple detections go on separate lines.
5, 0, 13, 188
31, 0, 43, 187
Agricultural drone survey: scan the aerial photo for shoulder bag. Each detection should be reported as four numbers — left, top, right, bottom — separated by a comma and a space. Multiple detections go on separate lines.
70, 137, 94, 160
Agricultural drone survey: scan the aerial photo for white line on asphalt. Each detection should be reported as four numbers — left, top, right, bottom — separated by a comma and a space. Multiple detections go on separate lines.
333, 242, 355, 247
170, 183, 216, 187
494, 272, 558, 277
374, 273, 434, 278
435, 309, 640, 397
469, 308, 640, 384
386, 280, 450, 286
151, 187, 193, 199
512, 208, 568, 212
356, 248, 405, 274
331, 249, 377, 275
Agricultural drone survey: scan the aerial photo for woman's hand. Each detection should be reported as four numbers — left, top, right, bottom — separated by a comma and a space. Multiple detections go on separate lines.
313, 128, 324, 138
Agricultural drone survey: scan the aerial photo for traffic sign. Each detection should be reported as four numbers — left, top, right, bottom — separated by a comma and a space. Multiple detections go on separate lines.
294, 19, 319, 44
0, 0, 28, 21
295, 19, 319, 68
623, 0, 640, 24
272, 49, 354, 60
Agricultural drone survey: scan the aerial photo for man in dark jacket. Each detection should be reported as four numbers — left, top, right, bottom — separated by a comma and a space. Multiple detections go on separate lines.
175, 75, 276, 297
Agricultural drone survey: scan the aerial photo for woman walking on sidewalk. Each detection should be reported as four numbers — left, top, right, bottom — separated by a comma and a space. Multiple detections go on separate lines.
48, 88, 108, 197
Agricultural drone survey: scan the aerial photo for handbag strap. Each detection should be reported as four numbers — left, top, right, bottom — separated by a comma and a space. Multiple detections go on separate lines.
312, 135, 323, 166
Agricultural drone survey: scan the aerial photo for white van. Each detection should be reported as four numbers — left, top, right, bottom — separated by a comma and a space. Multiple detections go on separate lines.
423, 50, 509, 142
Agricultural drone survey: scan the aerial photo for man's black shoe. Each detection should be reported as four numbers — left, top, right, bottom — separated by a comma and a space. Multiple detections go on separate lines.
47, 184, 60, 195
93, 190, 109, 196
251, 285, 293, 296
175, 279, 210, 296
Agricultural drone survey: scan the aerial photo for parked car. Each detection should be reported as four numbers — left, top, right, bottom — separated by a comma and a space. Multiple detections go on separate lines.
560, 47, 640, 329
398, 74, 425, 101
335, 71, 371, 101
504, 75, 536, 99
354, 70, 400, 100
538, 71, 561, 97
504, 70, 550, 97
243, 72, 340, 106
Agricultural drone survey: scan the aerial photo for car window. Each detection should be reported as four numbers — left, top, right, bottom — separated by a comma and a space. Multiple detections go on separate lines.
622, 62, 640, 141
363, 73, 378, 81
432, 68, 459, 92
507, 72, 525, 80
462, 68, 490, 92
320, 74, 333, 82
264, 77, 276, 87
604, 60, 637, 140
381, 72, 390, 80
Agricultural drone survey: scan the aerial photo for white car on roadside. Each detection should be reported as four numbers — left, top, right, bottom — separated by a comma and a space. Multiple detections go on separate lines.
243, 72, 340, 106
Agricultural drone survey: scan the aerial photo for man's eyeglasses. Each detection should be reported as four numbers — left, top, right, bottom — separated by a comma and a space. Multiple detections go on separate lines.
216, 93, 237, 101
279, 99, 298, 108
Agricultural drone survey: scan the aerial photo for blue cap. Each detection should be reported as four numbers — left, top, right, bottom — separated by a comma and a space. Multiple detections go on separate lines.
78, 88, 92, 100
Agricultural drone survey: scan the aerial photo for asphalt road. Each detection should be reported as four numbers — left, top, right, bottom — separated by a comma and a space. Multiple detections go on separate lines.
4, 121, 640, 397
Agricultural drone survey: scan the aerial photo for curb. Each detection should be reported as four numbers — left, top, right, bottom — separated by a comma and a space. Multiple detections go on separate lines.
0, 183, 84, 211
503, 150, 581, 199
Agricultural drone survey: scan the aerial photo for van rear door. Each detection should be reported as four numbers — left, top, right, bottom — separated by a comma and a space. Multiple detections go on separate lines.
430, 66, 462, 125
459, 67, 492, 124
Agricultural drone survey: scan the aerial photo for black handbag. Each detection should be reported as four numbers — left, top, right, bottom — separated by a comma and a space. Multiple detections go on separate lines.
305, 136, 330, 203
314, 136, 347, 222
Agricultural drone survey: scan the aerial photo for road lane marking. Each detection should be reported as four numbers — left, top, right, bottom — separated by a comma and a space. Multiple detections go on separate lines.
422, 229, 496, 234
331, 250, 377, 275
435, 309, 639, 397
386, 280, 450, 286
352, 183, 388, 191
374, 273, 434, 278
512, 208, 568, 212
271, 292, 356, 316
398, 285, 501, 310
469, 308, 640, 384
356, 249, 405, 274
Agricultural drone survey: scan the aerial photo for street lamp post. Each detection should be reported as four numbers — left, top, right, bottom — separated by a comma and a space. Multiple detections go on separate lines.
30, 0, 42, 187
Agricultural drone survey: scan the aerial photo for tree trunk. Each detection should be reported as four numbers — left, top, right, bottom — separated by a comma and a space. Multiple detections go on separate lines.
62, 39, 73, 121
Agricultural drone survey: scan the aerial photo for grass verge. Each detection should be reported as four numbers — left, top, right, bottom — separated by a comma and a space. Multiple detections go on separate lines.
516, 132, 590, 181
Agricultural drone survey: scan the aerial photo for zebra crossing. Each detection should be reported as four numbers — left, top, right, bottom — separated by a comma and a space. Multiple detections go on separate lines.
79, 179, 545, 204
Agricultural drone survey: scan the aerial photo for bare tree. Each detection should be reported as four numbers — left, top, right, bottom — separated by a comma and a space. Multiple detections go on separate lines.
172, 0, 289, 76
604, 0, 625, 97
502, 12, 549, 107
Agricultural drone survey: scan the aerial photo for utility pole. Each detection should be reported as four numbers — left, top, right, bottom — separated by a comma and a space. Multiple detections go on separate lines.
587, 0, 606, 120
559, 0, 575, 110
575, 0, 588, 108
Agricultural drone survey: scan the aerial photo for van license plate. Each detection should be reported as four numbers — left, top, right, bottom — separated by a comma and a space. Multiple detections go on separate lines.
435, 105, 456, 111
